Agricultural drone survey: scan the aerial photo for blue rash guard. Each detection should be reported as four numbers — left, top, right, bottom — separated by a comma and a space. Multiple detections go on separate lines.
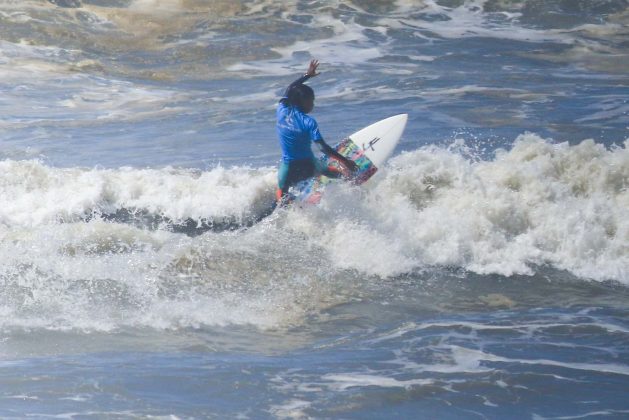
276, 101, 323, 162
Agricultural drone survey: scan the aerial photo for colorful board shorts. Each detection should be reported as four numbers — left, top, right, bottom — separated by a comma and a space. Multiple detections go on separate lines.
277, 157, 341, 198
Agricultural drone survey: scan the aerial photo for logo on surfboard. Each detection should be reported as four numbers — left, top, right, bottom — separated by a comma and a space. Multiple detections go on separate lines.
362, 137, 381, 152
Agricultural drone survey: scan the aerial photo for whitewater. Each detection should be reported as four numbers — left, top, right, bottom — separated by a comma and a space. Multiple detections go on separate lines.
0, 0, 628, 418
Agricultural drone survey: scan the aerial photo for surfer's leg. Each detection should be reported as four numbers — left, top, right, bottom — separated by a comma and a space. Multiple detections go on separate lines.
276, 160, 291, 203
277, 159, 315, 204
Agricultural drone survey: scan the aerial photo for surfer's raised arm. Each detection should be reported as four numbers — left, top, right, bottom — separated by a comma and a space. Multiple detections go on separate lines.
282, 59, 320, 100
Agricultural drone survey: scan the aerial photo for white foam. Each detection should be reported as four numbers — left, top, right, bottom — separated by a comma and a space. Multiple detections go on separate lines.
228, 13, 386, 76
0, 135, 626, 333
284, 134, 628, 282
321, 373, 433, 391
465, 345, 629, 376
129, 0, 184, 13
0, 220, 306, 331
534, 410, 629, 420
269, 399, 312, 420
383, 0, 574, 44
0, 161, 276, 226
0, 191, 348, 332
387, 343, 629, 378
1, 133, 627, 288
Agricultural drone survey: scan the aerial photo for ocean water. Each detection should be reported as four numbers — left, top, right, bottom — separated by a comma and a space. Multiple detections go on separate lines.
0, 0, 628, 418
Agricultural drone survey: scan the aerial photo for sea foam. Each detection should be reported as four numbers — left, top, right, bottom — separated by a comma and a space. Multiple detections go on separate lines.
0, 135, 626, 332
288, 134, 628, 282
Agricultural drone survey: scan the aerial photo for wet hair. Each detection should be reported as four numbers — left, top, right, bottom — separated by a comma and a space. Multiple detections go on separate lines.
287, 83, 314, 111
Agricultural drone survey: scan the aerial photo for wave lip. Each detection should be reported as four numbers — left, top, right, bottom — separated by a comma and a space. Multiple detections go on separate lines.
0, 160, 277, 228
0, 135, 627, 336
292, 134, 628, 283
1, 133, 627, 283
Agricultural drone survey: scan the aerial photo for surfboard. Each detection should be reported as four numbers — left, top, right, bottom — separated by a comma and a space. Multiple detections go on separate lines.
291, 114, 408, 204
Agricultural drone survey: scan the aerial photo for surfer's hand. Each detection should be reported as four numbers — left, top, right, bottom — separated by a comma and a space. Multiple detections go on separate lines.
343, 159, 358, 173
306, 59, 320, 77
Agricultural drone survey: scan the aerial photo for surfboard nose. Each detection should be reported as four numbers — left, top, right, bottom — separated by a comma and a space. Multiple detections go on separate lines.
386, 113, 408, 123
348, 113, 409, 167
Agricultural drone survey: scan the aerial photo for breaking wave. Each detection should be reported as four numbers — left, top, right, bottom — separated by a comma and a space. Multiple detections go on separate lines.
0, 134, 626, 331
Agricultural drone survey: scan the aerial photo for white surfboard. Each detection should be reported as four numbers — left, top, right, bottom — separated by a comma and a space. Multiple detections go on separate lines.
348, 113, 408, 167
292, 114, 408, 204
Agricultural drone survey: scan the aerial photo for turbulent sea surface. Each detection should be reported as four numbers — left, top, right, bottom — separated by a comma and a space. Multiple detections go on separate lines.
0, 0, 628, 418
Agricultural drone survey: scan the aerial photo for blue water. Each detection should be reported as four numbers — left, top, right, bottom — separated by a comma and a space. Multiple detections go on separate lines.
0, 1, 628, 418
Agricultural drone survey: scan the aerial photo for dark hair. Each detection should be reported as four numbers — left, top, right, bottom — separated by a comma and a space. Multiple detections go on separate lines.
287, 84, 314, 111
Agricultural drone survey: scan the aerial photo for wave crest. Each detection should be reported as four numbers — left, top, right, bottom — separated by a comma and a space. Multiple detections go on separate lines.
290, 134, 628, 282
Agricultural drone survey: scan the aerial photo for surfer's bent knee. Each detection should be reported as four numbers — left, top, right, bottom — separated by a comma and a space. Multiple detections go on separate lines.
276, 158, 316, 202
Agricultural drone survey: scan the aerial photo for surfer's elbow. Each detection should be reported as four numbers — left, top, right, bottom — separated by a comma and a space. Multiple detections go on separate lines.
315, 139, 331, 153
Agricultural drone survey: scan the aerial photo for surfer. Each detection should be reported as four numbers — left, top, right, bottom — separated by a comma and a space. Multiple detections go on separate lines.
276, 59, 358, 203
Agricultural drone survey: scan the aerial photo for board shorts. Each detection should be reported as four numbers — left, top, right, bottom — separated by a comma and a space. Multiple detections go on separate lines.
276, 157, 342, 201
